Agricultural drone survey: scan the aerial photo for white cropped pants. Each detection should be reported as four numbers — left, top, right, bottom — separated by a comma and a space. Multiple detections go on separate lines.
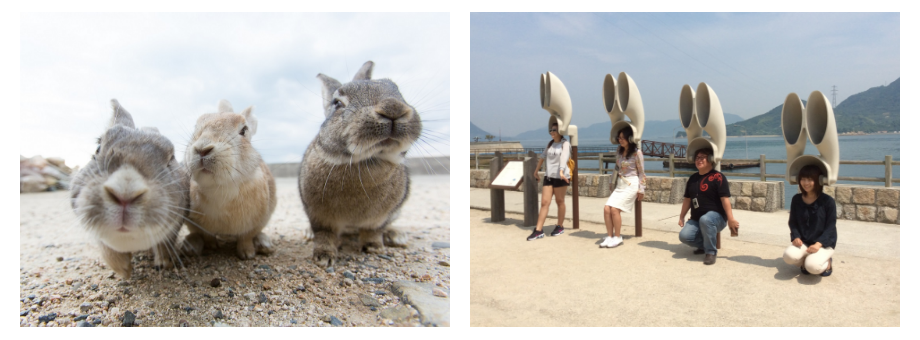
783, 244, 834, 274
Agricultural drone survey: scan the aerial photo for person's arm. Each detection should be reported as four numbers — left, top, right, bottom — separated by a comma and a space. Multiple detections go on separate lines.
721, 197, 739, 230
636, 150, 646, 195
810, 197, 838, 252
559, 141, 571, 180
679, 197, 691, 227
533, 158, 544, 180
788, 198, 802, 245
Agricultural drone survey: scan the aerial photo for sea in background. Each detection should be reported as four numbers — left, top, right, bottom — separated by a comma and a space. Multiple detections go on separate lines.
515, 134, 900, 210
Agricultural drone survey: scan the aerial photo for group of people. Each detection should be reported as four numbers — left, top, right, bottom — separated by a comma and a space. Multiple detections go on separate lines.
526, 124, 836, 276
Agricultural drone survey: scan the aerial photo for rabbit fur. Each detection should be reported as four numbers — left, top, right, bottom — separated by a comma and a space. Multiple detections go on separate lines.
299, 61, 421, 267
185, 100, 277, 260
70, 99, 190, 279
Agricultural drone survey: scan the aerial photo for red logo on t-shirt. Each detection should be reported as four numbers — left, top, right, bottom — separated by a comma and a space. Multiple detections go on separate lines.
699, 173, 723, 192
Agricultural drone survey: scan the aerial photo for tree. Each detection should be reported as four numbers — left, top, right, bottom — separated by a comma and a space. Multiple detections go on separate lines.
472, 136, 480, 142
485, 134, 495, 142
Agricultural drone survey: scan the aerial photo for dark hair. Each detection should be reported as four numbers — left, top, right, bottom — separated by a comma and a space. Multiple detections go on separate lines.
797, 165, 824, 196
694, 148, 714, 165
548, 122, 565, 143
616, 127, 638, 159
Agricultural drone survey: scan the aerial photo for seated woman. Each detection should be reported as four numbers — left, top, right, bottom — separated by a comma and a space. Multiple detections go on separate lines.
600, 127, 645, 248
783, 165, 837, 276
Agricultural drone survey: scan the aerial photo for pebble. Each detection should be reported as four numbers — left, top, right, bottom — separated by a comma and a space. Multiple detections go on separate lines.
56, 256, 64, 261
258, 293, 268, 303
378, 254, 393, 260
343, 271, 355, 280
327, 315, 343, 326
38, 313, 57, 323
92, 319, 102, 325
359, 294, 381, 307
325, 267, 334, 273
65, 278, 73, 285
123, 311, 136, 327
19, 310, 28, 317
375, 290, 387, 296
170, 303, 180, 309
74, 314, 88, 321
438, 261, 450, 267
27, 294, 36, 300
210, 278, 221, 288
262, 283, 272, 290
144, 301, 155, 307
313, 278, 323, 283
178, 319, 189, 327
80, 302, 93, 312
213, 310, 223, 319
432, 288, 448, 297
90, 284, 98, 291
363, 278, 385, 284
78, 321, 94, 327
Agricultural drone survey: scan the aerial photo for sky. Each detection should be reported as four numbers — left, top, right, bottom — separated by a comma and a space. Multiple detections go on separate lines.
20, 13, 450, 168
471, 12, 900, 137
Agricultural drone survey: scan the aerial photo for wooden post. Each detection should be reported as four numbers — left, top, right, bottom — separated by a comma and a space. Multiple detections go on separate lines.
598, 153, 603, 174
523, 151, 539, 226
475, 152, 479, 170
489, 152, 505, 222
635, 199, 642, 237
572, 146, 580, 229
669, 153, 675, 178
717, 232, 721, 249
759, 154, 766, 182
885, 155, 892, 187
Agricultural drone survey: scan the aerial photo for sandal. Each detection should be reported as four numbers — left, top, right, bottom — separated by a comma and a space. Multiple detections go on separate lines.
820, 258, 833, 277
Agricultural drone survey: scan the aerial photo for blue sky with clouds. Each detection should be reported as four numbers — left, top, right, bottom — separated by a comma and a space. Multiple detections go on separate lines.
471, 12, 900, 136
21, 13, 450, 168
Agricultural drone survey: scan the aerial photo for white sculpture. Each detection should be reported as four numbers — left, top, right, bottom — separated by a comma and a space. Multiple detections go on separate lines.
679, 82, 727, 169
782, 91, 839, 185
603, 72, 645, 144
540, 71, 577, 145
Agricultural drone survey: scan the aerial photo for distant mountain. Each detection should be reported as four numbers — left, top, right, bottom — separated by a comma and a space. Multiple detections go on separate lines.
470, 122, 494, 140
726, 78, 900, 136
509, 113, 744, 141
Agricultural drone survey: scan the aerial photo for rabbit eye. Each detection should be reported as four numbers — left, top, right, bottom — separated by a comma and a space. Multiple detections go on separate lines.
332, 98, 344, 110
240, 126, 248, 136
95, 146, 101, 154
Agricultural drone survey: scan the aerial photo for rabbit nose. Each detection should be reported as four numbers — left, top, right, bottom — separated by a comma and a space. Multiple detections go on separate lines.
104, 185, 147, 206
375, 98, 411, 121
196, 145, 215, 158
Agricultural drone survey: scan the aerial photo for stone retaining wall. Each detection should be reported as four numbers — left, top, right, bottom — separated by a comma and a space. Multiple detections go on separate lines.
471, 170, 899, 223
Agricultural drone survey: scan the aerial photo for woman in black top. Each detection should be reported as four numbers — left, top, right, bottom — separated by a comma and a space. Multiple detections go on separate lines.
783, 165, 837, 276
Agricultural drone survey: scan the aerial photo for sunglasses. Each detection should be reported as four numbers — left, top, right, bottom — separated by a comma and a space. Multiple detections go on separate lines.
549, 129, 558, 133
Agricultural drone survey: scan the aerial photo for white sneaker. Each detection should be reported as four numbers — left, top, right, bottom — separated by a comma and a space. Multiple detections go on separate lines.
608, 236, 623, 248
599, 237, 612, 248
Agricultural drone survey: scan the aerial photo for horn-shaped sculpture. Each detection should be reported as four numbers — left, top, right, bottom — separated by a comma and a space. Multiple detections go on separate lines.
540, 71, 572, 137
679, 82, 726, 169
604, 72, 645, 144
783, 91, 839, 185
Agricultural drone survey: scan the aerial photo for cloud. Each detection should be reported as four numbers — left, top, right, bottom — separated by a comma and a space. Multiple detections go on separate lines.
20, 13, 450, 168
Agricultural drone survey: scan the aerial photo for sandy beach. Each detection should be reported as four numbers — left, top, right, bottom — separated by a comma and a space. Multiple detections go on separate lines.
470, 189, 900, 326
20, 175, 450, 327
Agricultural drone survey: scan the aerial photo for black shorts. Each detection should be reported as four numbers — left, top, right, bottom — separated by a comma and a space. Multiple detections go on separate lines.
543, 176, 570, 188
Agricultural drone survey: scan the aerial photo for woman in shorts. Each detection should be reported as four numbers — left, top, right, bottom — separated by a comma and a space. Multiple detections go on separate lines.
527, 122, 571, 241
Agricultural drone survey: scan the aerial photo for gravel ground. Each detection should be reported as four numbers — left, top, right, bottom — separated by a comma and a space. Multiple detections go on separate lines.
19, 175, 450, 327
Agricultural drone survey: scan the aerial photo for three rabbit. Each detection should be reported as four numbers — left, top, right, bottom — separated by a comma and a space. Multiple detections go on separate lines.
71, 61, 418, 277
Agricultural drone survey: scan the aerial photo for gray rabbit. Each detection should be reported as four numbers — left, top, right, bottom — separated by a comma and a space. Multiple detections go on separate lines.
70, 100, 190, 279
299, 61, 420, 267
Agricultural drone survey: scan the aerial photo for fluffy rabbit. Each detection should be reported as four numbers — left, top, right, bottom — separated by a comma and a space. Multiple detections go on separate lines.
70, 99, 190, 279
299, 61, 420, 267
185, 100, 276, 260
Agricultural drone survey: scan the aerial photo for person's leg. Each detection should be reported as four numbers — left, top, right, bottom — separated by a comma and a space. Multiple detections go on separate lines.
804, 247, 835, 275
678, 219, 704, 249
783, 244, 808, 267
553, 185, 567, 227
698, 211, 727, 255
534, 184, 554, 232
603, 205, 614, 237
612, 208, 622, 237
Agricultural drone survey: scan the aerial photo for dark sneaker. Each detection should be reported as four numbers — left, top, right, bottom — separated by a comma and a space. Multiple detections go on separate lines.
801, 267, 811, 275
820, 258, 833, 277
703, 254, 716, 265
550, 225, 564, 236
527, 229, 545, 241
693, 248, 705, 255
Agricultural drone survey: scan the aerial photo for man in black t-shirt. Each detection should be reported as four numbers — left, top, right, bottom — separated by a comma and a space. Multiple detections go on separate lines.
677, 148, 740, 265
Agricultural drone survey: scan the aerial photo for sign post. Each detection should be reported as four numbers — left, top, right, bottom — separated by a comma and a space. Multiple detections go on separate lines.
489, 152, 505, 222
523, 151, 539, 226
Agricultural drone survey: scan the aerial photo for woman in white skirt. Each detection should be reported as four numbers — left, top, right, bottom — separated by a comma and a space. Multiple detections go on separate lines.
600, 127, 646, 248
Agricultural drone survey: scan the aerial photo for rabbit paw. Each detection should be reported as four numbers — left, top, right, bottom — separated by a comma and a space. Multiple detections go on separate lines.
254, 232, 274, 255
102, 246, 133, 280
359, 230, 385, 253
304, 227, 314, 242
384, 228, 409, 248
153, 243, 176, 270
313, 246, 337, 268
236, 239, 257, 260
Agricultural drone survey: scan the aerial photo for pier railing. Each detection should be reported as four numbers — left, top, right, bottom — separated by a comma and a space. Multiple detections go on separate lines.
470, 151, 900, 187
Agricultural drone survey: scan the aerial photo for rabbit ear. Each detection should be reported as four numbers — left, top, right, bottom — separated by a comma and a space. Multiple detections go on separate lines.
218, 99, 234, 113
352, 61, 374, 81
317, 74, 342, 113
241, 106, 258, 136
108, 99, 136, 129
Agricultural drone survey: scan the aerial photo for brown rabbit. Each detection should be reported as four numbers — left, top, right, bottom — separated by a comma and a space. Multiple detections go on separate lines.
299, 61, 421, 267
70, 99, 190, 279
185, 100, 276, 260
